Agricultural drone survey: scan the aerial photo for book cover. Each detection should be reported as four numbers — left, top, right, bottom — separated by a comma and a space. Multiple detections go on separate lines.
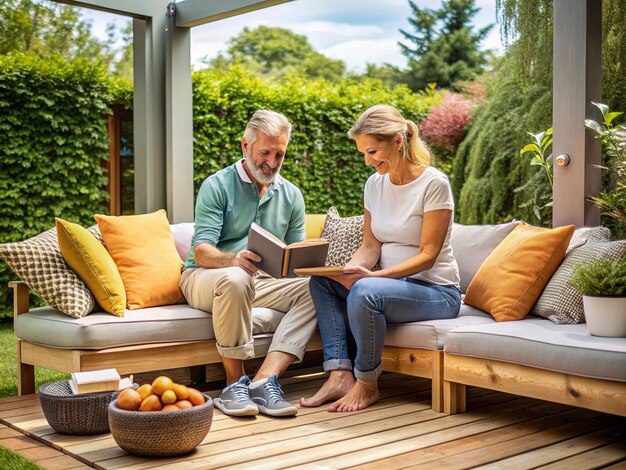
70, 368, 121, 394
247, 223, 329, 278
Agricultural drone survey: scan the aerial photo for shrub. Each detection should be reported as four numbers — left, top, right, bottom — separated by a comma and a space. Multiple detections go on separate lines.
0, 54, 125, 318
569, 257, 626, 297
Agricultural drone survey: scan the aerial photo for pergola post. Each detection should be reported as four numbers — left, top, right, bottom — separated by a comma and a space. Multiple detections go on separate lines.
552, 0, 602, 227
165, 3, 194, 223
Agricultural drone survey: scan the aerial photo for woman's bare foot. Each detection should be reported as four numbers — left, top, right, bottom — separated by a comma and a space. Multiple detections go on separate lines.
300, 370, 355, 407
328, 379, 379, 412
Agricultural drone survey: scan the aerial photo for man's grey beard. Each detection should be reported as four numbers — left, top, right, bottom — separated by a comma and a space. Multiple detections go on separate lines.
244, 153, 281, 185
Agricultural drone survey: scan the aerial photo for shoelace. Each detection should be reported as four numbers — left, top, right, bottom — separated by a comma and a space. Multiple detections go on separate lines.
231, 382, 251, 402
264, 381, 284, 402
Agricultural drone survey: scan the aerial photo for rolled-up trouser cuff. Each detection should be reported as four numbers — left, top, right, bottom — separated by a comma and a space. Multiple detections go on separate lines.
323, 359, 353, 372
217, 339, 255, 360
354, 362, 383, 381
269, 341, 306, 363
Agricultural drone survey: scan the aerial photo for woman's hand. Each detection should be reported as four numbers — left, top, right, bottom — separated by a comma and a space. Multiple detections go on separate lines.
329, 265, 375, 290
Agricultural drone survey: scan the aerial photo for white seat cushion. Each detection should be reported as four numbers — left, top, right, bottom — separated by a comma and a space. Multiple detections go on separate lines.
445, 317, 626, 382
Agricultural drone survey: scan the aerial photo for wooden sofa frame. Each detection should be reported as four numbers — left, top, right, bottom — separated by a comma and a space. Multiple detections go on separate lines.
443, 353, 626, 417
11, 281, 445, 411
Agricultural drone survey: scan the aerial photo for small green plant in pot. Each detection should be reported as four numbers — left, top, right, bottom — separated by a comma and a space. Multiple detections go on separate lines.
569, 257, 626, 337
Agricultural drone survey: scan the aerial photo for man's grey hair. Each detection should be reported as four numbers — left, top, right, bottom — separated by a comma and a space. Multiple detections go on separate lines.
243, 110, 292, 148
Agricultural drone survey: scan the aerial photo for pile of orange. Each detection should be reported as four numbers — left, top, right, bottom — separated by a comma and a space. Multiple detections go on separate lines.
116, 375, 205, 412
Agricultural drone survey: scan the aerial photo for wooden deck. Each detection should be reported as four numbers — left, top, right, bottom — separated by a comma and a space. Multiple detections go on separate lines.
1, 371, 625, 469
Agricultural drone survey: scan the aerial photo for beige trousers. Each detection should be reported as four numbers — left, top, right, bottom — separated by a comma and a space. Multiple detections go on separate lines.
180, 267, 317, 361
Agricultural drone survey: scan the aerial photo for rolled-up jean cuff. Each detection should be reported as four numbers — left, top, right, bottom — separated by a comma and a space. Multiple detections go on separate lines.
268, 342, 306, 363
217, 340, 255, 360
323, 359, 353, 372
354, 363, 382, 381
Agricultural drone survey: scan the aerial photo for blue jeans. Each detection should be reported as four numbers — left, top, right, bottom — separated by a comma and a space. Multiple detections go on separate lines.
309, 276, 461, 381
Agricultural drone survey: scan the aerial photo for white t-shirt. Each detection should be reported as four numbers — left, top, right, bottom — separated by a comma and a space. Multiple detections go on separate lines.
364, 166, 460, 287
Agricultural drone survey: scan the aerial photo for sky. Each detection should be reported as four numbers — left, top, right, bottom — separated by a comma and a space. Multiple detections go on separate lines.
81, 0, 503, 73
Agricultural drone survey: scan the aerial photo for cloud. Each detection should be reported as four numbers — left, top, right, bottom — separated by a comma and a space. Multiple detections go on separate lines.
322, 39, 406, 72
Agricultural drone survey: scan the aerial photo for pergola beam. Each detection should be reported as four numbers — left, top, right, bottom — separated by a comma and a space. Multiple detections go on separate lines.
51, 0, 155, 18
174, 0, 293, 27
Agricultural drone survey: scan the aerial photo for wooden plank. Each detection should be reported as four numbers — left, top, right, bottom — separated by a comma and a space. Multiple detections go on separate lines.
143, 396, 543, 470
444, 354, 626, 416
18, 340, 36, 395
0, 435, 40, 451
474, 424, 626, 469
381, 347, 434, 378
349, 402, 579, 470
18, 444, 67, 461
406, 414, 618, 470
0, 393, 38, 404
35, 454, 93, 470
538, 441, 626, 470
0, 397, 39, 412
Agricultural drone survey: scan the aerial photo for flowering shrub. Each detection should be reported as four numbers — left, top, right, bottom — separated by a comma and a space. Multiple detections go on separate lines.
420, 91, 476, 151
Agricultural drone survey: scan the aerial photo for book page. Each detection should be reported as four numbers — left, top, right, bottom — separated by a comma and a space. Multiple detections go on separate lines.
247, 223, 287, 278
293, 266, 346, 277
249, 222, 286, 248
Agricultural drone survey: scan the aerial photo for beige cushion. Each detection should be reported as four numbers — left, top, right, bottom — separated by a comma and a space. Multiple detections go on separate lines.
14, 304, 285, 350
450, 221, 519, 293
385, 304, 494, 350
0, 226, 102, 318
444, 317, 626, 382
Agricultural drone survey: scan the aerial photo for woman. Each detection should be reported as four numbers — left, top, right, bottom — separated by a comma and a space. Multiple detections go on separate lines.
300, 104, 461, 412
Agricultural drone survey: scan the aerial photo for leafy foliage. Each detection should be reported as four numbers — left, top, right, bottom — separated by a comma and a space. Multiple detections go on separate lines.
0, 54, 121, 318
585, 102, 626, 237
399, 0, 494, 90
192, 66, 440, 217
569, 257, 626, 297
454, 0, 626, 226
206, 26, 346, 82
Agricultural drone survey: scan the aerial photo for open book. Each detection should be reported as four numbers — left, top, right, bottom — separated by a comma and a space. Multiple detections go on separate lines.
247, 223, 329, 278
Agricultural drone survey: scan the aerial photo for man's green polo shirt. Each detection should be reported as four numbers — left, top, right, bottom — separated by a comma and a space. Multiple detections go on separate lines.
183, 160, 306, 270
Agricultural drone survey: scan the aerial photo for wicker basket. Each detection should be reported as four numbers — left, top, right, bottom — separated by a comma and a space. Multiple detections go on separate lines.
39, 380, 121, 435
108, 394, 213, 457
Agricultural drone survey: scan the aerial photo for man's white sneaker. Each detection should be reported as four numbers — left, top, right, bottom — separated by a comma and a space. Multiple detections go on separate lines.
214, 376, 259, 417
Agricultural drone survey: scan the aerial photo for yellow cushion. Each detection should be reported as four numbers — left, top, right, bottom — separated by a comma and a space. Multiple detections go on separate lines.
305, 214, 327, 239
464, 223, 575, 322
94, 210, 185, 309
56, 218, 126, 316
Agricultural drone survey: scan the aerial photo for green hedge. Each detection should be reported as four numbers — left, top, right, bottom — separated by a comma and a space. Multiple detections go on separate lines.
0, 54, 125, 318
192, 66, 440, 217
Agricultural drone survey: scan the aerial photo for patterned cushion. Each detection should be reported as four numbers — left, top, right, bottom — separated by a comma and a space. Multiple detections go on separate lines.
533, 239, 626, 324
0, 226, 103, 318
320, 207, 365, 267
567, 226, 611, 252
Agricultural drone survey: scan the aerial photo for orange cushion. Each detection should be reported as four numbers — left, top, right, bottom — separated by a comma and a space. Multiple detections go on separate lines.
464, 223, 575, 322
94, 210, 185, 309
305, 214, 327, 239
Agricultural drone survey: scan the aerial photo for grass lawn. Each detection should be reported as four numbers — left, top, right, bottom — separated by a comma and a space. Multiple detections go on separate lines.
0, 320, 67, 399
0, 446, 43, 470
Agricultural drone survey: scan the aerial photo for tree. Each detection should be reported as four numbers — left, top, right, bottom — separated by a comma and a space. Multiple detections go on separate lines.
0, 0, 131, 78
399, 0, 493, 90
208, 26, 346, 82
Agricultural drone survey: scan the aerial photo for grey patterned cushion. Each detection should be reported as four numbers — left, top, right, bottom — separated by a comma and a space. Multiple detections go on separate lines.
0, 226, 103, 318
320, 207, 365, 267
567, 226, 611, 252
533, 238, 626, 324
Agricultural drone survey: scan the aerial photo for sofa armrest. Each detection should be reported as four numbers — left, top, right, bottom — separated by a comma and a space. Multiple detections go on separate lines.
9, 281, 30, 316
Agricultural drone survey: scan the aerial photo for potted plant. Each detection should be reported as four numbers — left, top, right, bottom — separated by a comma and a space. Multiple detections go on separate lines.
569, 257, 626, 337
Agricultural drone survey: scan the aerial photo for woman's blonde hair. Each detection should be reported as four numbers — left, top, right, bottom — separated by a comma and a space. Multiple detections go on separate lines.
347, 104, 432, 166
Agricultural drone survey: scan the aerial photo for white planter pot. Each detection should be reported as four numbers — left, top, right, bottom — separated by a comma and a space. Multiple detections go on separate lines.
582, 295, 626, 337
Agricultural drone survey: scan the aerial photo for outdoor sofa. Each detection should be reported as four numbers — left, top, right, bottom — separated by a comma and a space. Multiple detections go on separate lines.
9, 215, 626, 417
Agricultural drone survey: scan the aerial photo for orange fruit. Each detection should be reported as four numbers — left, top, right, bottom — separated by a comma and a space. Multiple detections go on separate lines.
117, 388, 142, 411
139, 394, 162, 412
187, 388, 205, 406
172, 384, 190, 400
161, 404, 179, 412
151, 376, 174, 396
175, 400, 193, 409
136, 384, 153, 401
161, 389, 177, 405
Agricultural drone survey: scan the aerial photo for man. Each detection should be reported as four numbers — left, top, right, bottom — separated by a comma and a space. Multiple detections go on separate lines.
180, 110, 317, 417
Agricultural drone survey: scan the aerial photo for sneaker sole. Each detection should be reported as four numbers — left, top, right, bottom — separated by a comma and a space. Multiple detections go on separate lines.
214, 398, 259, 417
256, 404, 298, 417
